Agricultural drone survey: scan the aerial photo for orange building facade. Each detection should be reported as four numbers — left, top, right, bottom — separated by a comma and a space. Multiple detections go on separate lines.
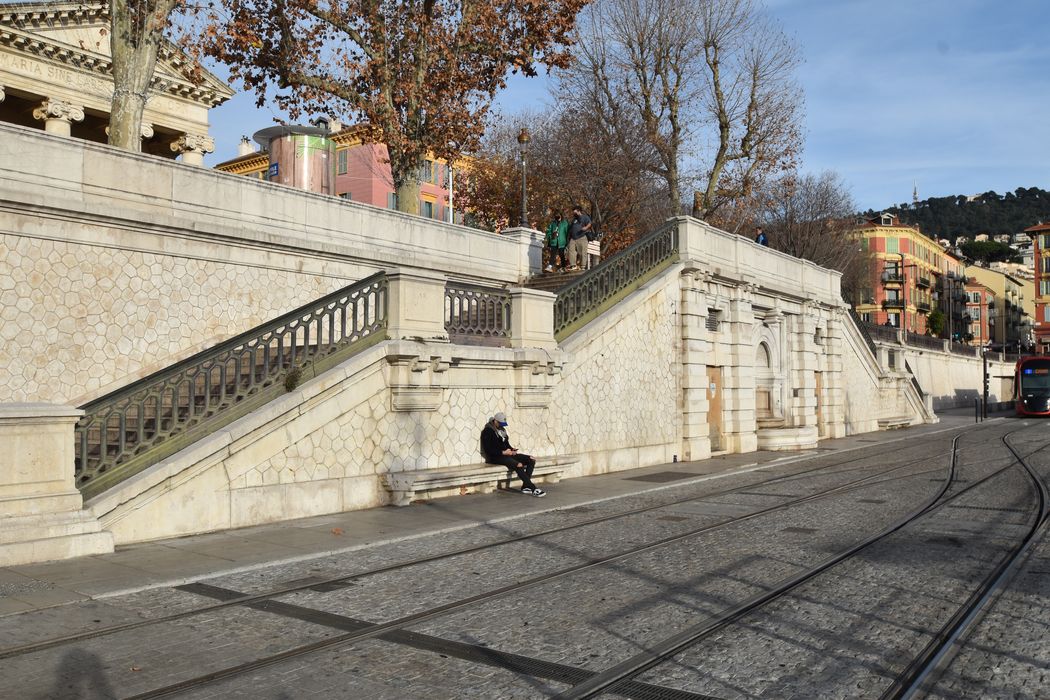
1025, 222, 1050, 350
854, 214, 966, 337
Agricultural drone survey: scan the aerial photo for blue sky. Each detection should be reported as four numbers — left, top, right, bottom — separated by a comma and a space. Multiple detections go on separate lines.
204, 0, 1049, 212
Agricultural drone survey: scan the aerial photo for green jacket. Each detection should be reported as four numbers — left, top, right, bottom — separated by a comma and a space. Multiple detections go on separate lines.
545, 219, 569, 248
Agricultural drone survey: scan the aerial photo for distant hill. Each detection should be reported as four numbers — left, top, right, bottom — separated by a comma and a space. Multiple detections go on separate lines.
865, 187, 1050, 240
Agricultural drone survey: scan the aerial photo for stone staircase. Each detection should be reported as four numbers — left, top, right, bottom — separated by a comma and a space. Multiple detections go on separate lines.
524, 269, 586, 293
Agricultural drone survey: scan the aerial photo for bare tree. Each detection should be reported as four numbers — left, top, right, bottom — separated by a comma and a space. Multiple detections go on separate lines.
564, 0, 802, 220
692, 1, 802, 220
564, 0, 699, 216
758, 171, 871, 301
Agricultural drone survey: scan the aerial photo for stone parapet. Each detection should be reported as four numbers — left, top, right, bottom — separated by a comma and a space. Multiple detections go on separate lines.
0, 403, 113, 565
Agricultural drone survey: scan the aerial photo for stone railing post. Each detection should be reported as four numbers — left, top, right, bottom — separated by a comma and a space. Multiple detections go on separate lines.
509, 287, 557, 349
500, 227, 545, 281
385, 269, 449, 343
0, 404, 112, 565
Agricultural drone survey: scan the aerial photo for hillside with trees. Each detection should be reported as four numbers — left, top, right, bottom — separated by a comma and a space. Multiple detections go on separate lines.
868, 187, 1050, 239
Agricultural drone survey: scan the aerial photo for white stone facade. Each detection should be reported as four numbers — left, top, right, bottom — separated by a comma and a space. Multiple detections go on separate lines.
0, 126, 989, 557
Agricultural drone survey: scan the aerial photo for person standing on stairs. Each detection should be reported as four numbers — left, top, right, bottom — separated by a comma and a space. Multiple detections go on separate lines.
544, 209, 569, 273
567, 205, 592, 271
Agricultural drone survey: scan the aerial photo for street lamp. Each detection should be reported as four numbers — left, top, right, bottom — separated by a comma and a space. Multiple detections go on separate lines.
517, 127, 530, 227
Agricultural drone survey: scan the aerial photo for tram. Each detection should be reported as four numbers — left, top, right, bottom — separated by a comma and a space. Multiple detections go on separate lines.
1015, 355, 1050, 416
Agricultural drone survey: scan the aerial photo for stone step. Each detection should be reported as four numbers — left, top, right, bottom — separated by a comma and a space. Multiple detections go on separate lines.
524, 269, 586, 292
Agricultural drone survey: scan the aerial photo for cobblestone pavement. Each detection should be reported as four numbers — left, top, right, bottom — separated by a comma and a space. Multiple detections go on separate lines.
4, 415, 1049, 699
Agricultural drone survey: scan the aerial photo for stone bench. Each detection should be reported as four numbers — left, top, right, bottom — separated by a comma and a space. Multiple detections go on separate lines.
878, 415, 914, 430
383, 456, 574, 507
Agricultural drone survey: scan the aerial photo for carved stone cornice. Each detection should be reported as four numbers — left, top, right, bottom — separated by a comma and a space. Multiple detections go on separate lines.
0, 2, 233, 107
32, 98, 84, 124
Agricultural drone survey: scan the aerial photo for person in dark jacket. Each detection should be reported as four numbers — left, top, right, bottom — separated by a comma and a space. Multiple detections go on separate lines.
754, 226, 768, 246
480, 411, 545, 496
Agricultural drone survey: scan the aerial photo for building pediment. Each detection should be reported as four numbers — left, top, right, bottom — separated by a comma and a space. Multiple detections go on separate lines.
0, 1, 232, 107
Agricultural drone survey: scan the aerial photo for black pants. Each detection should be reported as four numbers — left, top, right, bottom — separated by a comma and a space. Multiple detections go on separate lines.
490, 454, 537, 490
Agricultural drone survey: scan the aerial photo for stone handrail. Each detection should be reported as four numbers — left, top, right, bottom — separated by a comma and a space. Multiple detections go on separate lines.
553, 222, 679, 340
74, 273, 388, 498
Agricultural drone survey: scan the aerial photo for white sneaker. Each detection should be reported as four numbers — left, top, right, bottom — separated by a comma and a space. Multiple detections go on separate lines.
521, 487, 534, 494
532, 488, 546, 497
544, 265, 553, 273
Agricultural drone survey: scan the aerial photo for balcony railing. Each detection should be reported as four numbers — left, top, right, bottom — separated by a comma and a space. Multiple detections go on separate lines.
882, 298, 905, 310
881, 271, 904, 284
444, 282, 511, 347
916, 275, 932, 288
916, 301, 931, 313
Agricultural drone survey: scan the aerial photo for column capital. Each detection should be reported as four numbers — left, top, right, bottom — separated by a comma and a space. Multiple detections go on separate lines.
170, 133, 215, 166
32, 99, 84, 136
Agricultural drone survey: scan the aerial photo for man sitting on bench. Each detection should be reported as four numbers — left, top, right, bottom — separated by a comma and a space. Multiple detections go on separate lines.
481, 412, 546, 497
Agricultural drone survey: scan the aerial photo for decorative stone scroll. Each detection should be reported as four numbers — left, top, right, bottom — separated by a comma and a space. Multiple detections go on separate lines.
170, 133, 215, 166
0, 85, 5, 102
32, 98, 84, 136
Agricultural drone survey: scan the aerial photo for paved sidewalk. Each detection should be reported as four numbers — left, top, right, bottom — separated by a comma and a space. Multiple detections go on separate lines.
0, 411, 997, 617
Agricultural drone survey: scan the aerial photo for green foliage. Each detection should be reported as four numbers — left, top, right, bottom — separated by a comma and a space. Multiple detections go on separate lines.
868, 187, 1050, 239
926, 308, 944, 337
959, 240, 1022, 264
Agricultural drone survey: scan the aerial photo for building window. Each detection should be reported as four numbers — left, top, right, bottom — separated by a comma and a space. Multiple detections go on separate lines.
971, 307, 981, 320
421, 200, 435, 219
387, 193, 398, 210
887, 312, 900, 327
1041, 279, 1050, 296
1042, 234, 1050, 249
337, 149, 348, 175
860, 312, 872, 323
1041, 257, 1050, 274
1044, 307, 1050, 323
886, 237, 899, 253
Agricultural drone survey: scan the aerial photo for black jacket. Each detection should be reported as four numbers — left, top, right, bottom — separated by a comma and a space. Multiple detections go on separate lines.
480, 423, 513, 462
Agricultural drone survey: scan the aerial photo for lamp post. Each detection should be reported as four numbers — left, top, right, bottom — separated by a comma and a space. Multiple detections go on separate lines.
517, 127, 530, 227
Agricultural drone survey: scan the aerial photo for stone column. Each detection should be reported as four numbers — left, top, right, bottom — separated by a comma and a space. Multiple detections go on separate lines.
500, 227, 545, 281
508, 286, 556, 350
0, 404, 113, 565
385, 269, 449, 342
170, 133, 215, 166
32, 99, 85, 136
679, 267, 714, 461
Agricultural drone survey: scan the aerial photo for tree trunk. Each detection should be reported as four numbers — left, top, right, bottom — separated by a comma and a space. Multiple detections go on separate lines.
396, 178, 421, 216
108, 0, 174, 151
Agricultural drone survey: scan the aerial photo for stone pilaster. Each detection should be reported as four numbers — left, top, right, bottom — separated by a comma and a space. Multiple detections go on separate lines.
679, 266, 714, 461
0, 404, 113, 565
500, 226, 545, 281
32, 99, 84, 136
724, 284, 758, 453
170, 133, 215, 166
386, 269, 449, 342
508, 286, 556, 350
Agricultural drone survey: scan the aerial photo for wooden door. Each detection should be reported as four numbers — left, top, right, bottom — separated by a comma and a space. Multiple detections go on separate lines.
814, 371, 825, 437
707, 366, 723, 451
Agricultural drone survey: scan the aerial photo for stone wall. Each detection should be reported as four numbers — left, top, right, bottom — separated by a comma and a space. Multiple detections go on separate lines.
0, 122, 541, 405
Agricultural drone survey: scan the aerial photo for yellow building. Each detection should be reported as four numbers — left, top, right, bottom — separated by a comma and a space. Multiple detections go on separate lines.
965, 265, 1034, 350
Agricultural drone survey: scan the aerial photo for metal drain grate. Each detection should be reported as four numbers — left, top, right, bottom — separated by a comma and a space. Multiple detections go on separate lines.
624, 471, 698, 483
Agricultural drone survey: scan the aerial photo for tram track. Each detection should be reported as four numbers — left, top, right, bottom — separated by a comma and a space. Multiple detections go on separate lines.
553, 424, 1050, 699
0, 430, 959, 663
105, 426, 1011, 699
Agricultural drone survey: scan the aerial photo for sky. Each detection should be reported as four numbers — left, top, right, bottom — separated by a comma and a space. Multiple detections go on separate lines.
203, 0, 1050, 212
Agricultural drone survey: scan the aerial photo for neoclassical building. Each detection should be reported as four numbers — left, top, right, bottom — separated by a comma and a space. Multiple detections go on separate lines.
0, 0, 232, 163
